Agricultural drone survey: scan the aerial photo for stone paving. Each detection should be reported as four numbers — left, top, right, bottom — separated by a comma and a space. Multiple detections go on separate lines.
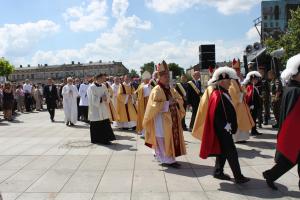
0, 110, 299, 200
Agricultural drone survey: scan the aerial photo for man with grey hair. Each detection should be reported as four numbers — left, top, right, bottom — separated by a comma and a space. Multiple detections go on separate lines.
62, 77, 79, 126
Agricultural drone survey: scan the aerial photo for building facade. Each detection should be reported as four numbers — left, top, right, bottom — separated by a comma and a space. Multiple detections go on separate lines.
9, 61, 129, 83
261, 0, 300, 40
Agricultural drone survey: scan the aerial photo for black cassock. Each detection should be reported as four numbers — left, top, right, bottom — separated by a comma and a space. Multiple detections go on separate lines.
264, 80, 300, 182
90, 119, 116, 144
213, 87, 243, 179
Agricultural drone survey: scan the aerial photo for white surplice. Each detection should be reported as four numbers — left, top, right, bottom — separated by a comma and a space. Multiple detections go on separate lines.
62, 84, 79, 124
79, 83, 90, 106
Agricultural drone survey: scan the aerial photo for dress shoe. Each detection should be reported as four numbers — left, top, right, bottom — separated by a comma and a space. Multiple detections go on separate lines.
263, 171, 278, 190
162, 162, 181, 169
214, 173, 231, 181
251, 130, 262, 136
235, 176, 250, 184
70, 123, 75, 126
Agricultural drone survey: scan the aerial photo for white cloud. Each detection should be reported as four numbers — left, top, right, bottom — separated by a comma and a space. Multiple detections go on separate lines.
29, 0, 151, 68
145, 0, 260, 15
246, 26, 261, 41
63, 0, 108, 32
0, 20, 60, 57
112, 0, 129, 18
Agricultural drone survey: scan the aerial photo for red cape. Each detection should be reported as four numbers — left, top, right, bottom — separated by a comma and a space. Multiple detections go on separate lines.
200, 90, 222, 159
277, 98, 300, 164
245, 84, 254, 105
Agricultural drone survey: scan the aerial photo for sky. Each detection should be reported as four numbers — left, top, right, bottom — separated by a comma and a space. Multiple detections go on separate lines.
0, 0, 262, 70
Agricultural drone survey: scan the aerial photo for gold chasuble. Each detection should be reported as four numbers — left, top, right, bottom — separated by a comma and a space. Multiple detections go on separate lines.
117, 83, 137, 122
143, 85, 186, 157
105, 83, 118, 122
228, 79, 254, 132
192, 86, 214, 140
135, 83, 150, 133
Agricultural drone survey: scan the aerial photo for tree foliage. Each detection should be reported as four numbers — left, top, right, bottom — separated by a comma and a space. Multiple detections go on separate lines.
140, 61, 155, 74
0, 57, 14, 79
168, 63, 185, 78
129, 69, 139, 78
265, 7, 300, 64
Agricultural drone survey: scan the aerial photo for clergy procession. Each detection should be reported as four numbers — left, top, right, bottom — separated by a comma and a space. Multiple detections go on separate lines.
0, 54, 300, 195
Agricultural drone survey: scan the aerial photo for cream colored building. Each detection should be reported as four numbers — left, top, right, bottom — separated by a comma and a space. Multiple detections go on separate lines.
9, 61, 129, 83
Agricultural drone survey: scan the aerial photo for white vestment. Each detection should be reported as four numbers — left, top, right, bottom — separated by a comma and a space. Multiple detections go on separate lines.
62, 84, 79, 124
87, 83, 110, 121
79, 83, 90, 106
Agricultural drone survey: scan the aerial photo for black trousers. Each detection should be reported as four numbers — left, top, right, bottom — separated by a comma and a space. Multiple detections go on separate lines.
181, 102, 187, 129
24, 93, 32, 112
46, 103, 56, 120
77, 98, 80, 120
264, 155, 300, 182
251, 109, 258, 133
80, 106, 88, 121
189, 104, 199, 130
214, 131, 243, 179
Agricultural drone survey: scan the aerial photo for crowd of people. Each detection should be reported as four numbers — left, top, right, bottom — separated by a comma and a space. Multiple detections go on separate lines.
0, 54, 299, 191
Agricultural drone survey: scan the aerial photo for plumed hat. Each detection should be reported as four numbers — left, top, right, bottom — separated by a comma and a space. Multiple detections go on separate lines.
208, 66, 238, 86
281, 54, 300, 82
242, 71, 262, 85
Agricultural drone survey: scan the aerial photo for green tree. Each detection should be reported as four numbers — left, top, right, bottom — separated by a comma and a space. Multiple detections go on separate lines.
140, 61, 155, 74
168, 63, 184, 78
129, 69, 139, 78
265, 8, 300, 64
0, 57, 14, 80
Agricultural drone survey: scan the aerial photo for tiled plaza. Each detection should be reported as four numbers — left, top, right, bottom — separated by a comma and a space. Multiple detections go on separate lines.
0, 110, 299, 200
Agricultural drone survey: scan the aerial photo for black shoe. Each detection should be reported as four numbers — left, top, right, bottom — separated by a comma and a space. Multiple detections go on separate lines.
235, 176, 250, 184
162, 162, 181, 169
70, 123, 75, 126
101, 141, 112, 145
214, 173, 231, 181
272, 124, 279, 129
263, 171, 278, 190
263, 122, 268, 126
258, 124, 262, 128
251, 130, 262, 136
66, 121, 70, 126
183, 127, 188, 131
235, 141, 247, 144
51, 119, 55, 122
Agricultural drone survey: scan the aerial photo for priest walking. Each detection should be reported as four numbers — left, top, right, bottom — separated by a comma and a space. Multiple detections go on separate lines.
143, 61, 186, 168
62, 77, 79, 126
87, 74, 116, 145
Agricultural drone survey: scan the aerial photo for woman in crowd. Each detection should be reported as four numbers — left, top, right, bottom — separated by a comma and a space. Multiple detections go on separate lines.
2, 82, 14, 121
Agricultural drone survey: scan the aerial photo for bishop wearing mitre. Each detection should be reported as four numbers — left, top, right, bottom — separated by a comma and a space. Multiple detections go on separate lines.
143, 61, 186, 168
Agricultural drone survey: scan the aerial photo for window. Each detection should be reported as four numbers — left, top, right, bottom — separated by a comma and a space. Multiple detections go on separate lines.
264, 23, 268, 28
270, 22, 273, 28
275, 22, 279, 27
264, 15, 268, 20
31, 74, 34, 79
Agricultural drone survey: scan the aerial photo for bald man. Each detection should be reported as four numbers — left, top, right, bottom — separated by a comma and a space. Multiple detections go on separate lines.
187, 71, 202, 131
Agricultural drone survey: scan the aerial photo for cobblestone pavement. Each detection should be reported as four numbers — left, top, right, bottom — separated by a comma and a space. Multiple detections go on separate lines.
0, 110, 299, 200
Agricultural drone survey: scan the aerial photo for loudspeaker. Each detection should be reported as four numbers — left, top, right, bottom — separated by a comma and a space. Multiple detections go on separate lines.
199, 44, 215, 69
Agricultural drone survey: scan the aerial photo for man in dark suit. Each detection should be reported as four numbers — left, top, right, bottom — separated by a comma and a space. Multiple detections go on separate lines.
44, 78, 59, 122
187, 71, 202, 131
175, 74, 189, 131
